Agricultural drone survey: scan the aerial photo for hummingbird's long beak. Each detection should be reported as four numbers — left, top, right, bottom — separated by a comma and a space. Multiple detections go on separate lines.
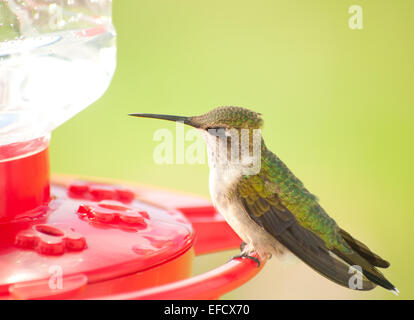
128, 113, 198, 128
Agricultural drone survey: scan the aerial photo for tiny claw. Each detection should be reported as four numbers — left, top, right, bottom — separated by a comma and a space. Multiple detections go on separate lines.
231, 253, 261, 267
240, 241, 246, 252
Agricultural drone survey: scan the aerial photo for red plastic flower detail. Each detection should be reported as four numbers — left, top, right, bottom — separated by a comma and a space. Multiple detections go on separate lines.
68, 182, 135, 203
15, 224, 86, 255
76, 200, 149, 229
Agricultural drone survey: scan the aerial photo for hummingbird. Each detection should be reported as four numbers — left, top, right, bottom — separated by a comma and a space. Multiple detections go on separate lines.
130, 106, 397, 294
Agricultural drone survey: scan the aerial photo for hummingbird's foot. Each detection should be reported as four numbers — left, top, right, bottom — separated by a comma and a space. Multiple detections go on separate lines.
231, 253, 261, 267
240, 241, 247, 252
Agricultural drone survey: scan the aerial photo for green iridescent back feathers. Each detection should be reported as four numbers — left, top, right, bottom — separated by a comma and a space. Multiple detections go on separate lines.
238, 143, 346, 250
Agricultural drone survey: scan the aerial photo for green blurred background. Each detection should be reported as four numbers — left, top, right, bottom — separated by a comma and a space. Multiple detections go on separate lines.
51, 0, 414, 299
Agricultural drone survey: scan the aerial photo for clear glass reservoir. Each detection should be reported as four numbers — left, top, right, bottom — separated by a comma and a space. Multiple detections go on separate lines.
0, 0, 116, 158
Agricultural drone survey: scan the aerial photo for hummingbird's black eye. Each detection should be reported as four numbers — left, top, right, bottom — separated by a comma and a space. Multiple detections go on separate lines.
206, 127, 225, 131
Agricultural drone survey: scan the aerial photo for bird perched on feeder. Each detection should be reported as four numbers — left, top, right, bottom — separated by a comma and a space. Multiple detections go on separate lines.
130, 106, 397, 294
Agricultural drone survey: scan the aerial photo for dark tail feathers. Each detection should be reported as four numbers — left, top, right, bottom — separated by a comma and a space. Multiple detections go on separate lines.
333, 228, 397, 293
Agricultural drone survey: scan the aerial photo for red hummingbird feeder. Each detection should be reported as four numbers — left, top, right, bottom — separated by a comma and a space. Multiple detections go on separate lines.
0, 1, 264, 300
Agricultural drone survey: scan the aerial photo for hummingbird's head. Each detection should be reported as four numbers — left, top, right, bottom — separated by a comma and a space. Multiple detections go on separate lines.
130, 106, 263, 174
189, 106, 263, 130
129, 106, 263, 131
